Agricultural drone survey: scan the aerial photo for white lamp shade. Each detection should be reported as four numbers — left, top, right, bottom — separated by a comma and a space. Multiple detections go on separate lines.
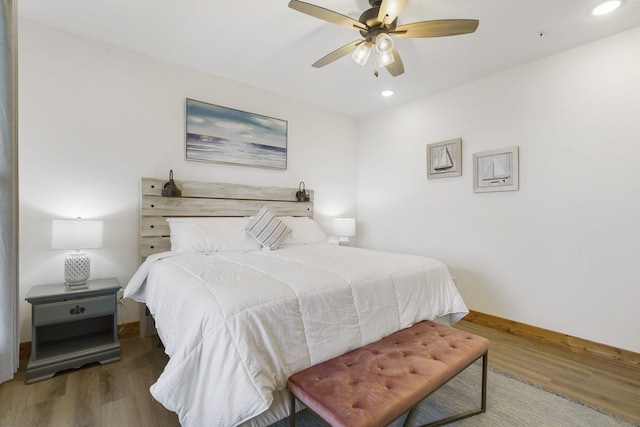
333, 218, 356, 237
51, 219, 104, 250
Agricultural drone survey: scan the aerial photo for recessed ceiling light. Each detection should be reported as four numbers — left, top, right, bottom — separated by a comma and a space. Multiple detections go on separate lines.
591, 0, 622, 16
381, 90, 394, 97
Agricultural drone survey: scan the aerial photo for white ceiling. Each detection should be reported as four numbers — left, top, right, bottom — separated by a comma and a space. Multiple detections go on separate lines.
18, 0, 640, 118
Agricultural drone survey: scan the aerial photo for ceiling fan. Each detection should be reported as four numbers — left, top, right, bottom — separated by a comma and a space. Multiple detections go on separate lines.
288, 0, 479, 77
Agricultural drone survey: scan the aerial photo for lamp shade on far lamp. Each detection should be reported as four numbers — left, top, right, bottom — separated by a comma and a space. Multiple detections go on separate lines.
51, 219, 103, 287
333, 218, 356, 246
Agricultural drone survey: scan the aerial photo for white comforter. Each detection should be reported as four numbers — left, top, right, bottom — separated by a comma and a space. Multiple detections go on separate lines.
124, 244, 468, 427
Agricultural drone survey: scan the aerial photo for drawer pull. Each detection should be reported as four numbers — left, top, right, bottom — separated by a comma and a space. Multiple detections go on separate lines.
69, 305, 86, 315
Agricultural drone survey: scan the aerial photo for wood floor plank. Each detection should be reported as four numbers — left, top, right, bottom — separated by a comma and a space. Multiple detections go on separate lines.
102, 397, 142, 427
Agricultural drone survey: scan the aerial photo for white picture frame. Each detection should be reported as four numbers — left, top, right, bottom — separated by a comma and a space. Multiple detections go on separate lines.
473, 146, 519, 193
426, 138, 462, 179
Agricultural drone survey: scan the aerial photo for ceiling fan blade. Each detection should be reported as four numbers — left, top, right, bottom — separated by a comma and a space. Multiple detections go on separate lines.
377, 0, 408, 26
394, 19, 479, 38
312, 40, 363, 68
288, 0, 367, 31
385, 48, 405, 77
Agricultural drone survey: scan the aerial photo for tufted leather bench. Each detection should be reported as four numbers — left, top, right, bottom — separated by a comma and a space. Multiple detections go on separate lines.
287, 320, 489, 427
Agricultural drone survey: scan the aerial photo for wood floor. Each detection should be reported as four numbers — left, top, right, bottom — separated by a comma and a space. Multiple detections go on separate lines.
0, 335, 180, 427
455, 321, 640, 425
1, 320, 639, 426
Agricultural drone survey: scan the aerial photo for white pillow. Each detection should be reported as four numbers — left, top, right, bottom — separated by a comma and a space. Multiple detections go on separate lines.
278, 217, 327, 246
245, 207, 292, 250
167, 217, 261, 252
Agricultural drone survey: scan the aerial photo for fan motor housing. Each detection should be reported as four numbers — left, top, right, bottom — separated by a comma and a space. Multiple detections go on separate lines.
359, 6, 397, 38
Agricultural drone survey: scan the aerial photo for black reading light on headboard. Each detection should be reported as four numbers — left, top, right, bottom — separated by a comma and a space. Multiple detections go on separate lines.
296, 181, 310, 202
162, 170, 182, 197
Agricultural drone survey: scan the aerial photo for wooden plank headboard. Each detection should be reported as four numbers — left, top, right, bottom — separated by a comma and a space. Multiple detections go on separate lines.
140, 177, 314, 259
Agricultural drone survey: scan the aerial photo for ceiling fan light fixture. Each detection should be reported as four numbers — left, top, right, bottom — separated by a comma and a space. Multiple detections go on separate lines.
591, 0, 622, 15
287, 0, 479, 78
375, 33, 394, 55
378, 50, 395, 67
352, 42, 372, 66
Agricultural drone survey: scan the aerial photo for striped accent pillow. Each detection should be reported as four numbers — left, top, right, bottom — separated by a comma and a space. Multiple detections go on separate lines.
246, 207, 292, 250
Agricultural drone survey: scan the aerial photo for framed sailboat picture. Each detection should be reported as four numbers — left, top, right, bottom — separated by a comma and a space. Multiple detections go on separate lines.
426, 138, 462, 179
473, 146, 519, 193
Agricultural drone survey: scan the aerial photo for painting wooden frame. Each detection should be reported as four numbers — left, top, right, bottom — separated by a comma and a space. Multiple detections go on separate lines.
473, 146, 519, 193
185, 98, 287, 170
427, 138, 462, 179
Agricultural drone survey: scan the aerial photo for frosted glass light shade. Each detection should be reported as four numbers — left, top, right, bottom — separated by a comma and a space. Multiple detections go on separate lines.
375, 33, 394, 55
51, 219, 103, 249
378, 51, 395, 67
352, 43, 371, 66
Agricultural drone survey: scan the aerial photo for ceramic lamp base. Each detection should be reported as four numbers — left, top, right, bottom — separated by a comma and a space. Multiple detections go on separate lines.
338, 237, 351, 246
64, 252, 90, 286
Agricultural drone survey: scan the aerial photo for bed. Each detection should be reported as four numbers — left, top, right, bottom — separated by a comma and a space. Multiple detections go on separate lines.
124, 178, 469, 427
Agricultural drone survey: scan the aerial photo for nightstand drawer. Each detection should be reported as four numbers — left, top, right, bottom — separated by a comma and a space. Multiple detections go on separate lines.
33, 295, 115, 326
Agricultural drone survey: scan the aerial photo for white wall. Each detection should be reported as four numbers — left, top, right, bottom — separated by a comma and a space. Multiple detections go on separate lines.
18, 18, 640, 354
17, 20, 358, 342
358, 26, 640, 353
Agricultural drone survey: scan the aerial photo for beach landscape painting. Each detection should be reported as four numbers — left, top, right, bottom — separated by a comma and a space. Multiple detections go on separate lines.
185, 99, 287, 169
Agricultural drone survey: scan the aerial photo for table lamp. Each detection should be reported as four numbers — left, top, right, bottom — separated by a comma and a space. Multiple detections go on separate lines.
333, 218, 356, 246
51, 218, 103, 288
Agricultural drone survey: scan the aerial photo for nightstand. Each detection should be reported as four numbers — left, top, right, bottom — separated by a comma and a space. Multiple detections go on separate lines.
25, 277, 122, 384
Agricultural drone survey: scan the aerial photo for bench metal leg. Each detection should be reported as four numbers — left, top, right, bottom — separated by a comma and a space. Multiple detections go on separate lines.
290, 392, 296, 427
403, 351, 488, 427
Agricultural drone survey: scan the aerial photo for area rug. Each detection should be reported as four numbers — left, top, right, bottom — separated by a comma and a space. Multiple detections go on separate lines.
270, 362, 637, 426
